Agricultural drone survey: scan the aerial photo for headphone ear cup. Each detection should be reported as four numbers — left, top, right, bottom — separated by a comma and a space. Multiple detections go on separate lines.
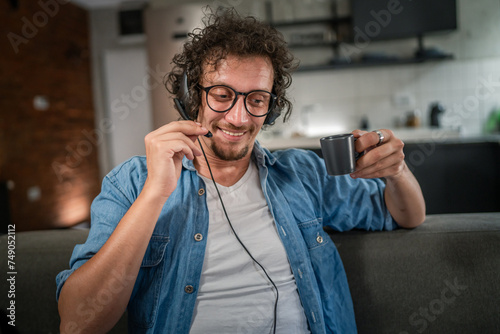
174, 72, 193, 121
179, 71, 190, 111
264, 109, 281, 125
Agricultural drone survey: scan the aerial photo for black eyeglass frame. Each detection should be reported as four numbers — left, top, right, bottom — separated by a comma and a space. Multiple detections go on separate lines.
198, 84, 278, 117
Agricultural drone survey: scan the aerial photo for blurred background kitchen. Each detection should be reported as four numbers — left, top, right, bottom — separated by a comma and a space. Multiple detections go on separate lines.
1, 0, 499, 232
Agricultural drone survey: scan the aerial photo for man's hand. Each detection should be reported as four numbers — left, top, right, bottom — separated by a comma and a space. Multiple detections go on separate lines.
351, 129, 426, 228
143, 120, 209, 200
350, 129, 405, 180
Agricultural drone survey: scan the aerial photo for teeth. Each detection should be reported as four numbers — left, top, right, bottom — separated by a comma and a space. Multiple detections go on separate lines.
221, 129, 244, 136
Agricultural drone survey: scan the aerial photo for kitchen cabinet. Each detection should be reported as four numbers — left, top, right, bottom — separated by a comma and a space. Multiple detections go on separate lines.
279, 137, 500, 214
403, 140, 500, 214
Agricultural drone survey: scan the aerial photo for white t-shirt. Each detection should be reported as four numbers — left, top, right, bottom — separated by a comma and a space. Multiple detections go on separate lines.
190, 161, 310, 334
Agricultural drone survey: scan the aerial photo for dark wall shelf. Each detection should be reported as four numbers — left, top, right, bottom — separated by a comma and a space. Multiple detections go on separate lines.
286, 41, 341, 49
271, 16, 351, 28
296, 54, 454, 72
269, 13, 454, 72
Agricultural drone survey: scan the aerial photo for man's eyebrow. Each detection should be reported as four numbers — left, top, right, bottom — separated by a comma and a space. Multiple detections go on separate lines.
204, 82, 273, 92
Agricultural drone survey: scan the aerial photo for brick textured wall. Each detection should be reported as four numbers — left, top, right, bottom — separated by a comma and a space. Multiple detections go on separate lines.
0, 1, 100, 231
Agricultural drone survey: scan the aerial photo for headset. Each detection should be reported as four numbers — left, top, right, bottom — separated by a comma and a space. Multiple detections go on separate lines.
174, 71, 280, 333
173, 71, 282, 131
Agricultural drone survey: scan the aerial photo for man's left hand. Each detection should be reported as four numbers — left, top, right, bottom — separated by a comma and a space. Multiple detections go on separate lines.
350, 129, 405, 180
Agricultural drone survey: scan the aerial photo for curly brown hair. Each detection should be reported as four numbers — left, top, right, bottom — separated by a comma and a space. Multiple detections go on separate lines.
165, 7, 297, 125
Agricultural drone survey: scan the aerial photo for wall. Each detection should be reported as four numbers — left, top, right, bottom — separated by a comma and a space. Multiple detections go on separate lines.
144, 4, 208, 130
278, 0, 500, 138
103, 47, 153, 168
0, 1, 100, 231
88, 6, 158, 175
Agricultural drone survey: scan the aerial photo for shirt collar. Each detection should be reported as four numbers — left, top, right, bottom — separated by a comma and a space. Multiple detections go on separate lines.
253, 140, 277, 167
182, 140, 277, 171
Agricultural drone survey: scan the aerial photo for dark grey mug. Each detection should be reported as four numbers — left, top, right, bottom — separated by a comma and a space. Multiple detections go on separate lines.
320, 133, 362, 175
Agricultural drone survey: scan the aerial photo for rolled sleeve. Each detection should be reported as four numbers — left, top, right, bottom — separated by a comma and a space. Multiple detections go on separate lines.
322, 170, 398, 232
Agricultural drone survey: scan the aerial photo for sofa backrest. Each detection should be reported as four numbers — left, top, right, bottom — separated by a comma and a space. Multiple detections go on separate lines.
328, 213, 500, 334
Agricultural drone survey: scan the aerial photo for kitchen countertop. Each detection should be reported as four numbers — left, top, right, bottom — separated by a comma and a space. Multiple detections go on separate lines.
257, 128, 500, 151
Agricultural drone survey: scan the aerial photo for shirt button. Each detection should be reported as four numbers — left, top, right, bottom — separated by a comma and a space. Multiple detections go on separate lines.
185, 285, 194, 294
194, 233, 203, 242
316, 235, 324, 244
198, 188, 205, 196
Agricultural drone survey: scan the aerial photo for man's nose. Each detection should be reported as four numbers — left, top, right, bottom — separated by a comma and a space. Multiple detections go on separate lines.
224, 95, 249, 126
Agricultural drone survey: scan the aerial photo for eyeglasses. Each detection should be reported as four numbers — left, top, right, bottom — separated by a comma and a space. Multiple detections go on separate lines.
198, 84, 277, 117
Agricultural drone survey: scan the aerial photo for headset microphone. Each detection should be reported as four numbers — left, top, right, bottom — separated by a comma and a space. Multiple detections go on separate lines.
174, 98, 213, 138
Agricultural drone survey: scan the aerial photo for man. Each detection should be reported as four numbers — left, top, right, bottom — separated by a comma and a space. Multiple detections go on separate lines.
57, 8, 425, 334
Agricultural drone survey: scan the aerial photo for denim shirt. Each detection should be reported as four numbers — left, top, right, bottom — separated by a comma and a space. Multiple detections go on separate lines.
56, 141, 396, 334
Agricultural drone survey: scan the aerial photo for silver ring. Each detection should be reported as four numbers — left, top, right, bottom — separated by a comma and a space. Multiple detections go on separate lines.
373, 130, 385, 146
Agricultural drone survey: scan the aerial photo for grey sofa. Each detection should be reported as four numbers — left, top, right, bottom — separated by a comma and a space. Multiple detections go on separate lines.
0, 229, 128, 334
1, 213, 499, 333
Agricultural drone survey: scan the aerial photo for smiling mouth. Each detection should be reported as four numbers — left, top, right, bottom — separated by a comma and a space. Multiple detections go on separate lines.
220, 128, 245, 137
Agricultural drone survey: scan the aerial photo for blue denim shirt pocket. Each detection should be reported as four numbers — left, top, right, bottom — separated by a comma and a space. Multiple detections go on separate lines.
297, 218, 332, 252
128, 235, 170, 329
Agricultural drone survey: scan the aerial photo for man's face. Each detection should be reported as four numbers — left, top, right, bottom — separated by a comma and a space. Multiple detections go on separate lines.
196, 54, 274, 161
